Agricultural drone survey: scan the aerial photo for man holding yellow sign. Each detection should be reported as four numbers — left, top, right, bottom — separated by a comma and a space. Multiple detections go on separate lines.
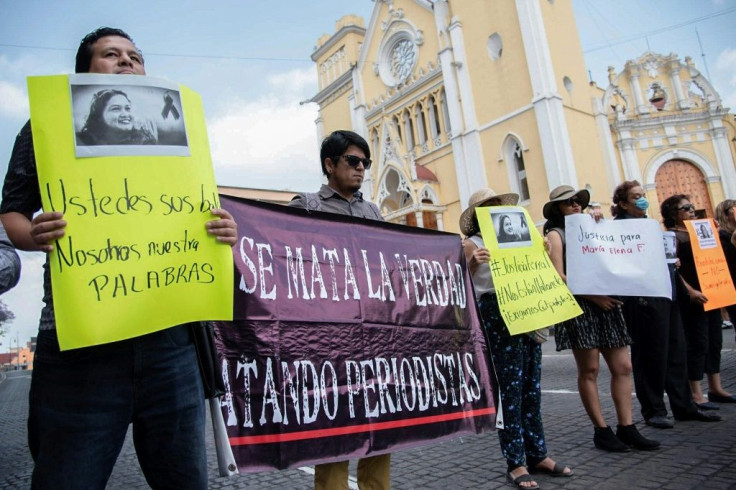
0, 27, 236, 489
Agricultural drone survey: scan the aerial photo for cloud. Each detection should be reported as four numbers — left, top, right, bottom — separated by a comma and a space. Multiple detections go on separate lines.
0, 81, 29, 119
207, 94, 323, 191
714, 48, 736, 108
267, 67, 318, 96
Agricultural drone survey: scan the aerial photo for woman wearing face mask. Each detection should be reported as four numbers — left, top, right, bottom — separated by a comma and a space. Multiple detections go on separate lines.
543, 185, 658, 452
612, 181, 719, 428
660, 195, 736, 407
77, 89, 158, 146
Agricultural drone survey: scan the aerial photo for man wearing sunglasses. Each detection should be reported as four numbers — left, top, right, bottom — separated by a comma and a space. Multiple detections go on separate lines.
289, 130, 382, 220
289, 130, 388, 488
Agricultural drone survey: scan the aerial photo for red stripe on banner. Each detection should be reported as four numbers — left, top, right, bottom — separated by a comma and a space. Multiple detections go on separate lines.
228, 407, 496, 446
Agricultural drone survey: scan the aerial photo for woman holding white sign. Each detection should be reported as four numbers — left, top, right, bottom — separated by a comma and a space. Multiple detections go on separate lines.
614, 181, 719, 429
543, 185, 659, 452
661, 195, 736, 407
461, 188, 572, 489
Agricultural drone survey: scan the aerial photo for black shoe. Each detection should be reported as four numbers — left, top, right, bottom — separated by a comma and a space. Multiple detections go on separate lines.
616, 424, 660, 450
696, 401, 720, 411
674, 409, 722, 422
708, 392, 736, 403
644, 415, 674, 429
593, 426, 630, 452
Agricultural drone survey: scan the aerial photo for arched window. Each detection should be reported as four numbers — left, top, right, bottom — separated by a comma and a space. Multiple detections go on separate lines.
370, 129, 379, 162
428, 95, 441, 139
403, 110, 415, 150
415, 103, 427, 145
392, 115, 402, 144
506, 137, 529, 201
440, 89, 451, 135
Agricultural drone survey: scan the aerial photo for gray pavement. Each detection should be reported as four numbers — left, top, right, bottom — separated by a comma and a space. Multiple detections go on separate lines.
1, 331, 735, 489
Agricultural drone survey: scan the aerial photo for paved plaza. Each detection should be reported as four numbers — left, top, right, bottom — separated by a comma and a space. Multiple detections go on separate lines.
1, 332, 735, 489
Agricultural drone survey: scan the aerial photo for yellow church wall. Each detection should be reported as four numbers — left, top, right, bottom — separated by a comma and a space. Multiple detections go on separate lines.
422, 149, 463, 233
448, 1, 536, 122
477, 109, 550, 224
318, 86, 354, 136
540, 0, 595, 110
563, 108, 611, 200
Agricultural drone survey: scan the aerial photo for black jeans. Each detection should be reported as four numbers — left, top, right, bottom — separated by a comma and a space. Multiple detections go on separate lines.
29, 326, 207, 489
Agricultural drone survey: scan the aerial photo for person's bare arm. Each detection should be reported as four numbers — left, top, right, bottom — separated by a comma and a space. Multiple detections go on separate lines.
546, 230, 566, 282
463, 238, 490, 276
1, 211, 66, 252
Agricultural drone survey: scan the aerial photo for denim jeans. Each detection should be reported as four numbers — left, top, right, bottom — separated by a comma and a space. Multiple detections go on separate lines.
29, 325, 206, 489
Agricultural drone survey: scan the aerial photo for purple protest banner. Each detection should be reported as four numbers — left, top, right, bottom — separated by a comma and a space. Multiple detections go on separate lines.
214, 195, 496, 472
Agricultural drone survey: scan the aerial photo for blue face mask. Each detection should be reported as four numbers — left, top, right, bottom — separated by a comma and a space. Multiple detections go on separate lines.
635, 197, 649, 211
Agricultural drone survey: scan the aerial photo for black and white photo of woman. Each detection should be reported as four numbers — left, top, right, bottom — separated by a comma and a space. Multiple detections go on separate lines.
76, 89, 157, 146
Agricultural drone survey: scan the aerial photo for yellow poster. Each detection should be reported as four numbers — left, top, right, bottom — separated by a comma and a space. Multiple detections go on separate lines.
476, 206, 581, 335
28, 74, 233, 350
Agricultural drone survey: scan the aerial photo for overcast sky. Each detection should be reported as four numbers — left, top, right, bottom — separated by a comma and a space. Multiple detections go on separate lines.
1, 0, 734, 347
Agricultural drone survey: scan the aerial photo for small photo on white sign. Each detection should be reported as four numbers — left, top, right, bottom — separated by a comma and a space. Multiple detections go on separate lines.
70, 74, 189, 158
693, 220, 716, 250
662, 231, 677, 263
490, 209, 532, 249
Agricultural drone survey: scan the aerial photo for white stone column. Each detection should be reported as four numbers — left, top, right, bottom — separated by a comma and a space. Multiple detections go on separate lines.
711, 125, 736, 197
414, 211, 424, 228
516, 0, 579, 190
435, 1, 471, 207
617, 136, 642, 183
593, 97, 621, 193
669, 64, 689, 110
629, 68, 648, 115
435, 213, 444, 232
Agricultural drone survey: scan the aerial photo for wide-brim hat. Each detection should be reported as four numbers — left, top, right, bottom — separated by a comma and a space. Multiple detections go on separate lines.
542, 185, 590, 219
459, 188, 519, 236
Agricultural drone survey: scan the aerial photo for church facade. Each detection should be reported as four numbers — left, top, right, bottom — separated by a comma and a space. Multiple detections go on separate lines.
308, 0, 736, 233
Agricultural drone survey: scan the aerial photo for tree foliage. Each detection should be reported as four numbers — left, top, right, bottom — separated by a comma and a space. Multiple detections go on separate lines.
0, 300, 15, 338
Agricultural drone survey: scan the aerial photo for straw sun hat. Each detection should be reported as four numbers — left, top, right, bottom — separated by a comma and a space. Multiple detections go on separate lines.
459, 188, 519, 236
542, 185, 590, 219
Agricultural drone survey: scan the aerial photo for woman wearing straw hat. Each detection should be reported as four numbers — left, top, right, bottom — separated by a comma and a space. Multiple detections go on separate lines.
461, 188, 572, 489
543, 185, 659, 453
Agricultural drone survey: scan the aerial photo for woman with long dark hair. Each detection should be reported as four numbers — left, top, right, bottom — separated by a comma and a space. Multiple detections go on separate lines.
661, 195, 735, 406
543, 185, 658, 452
77, 89, 157, 145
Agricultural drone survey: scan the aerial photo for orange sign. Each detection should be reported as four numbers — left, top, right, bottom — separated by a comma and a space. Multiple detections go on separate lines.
685, 219, 736, 311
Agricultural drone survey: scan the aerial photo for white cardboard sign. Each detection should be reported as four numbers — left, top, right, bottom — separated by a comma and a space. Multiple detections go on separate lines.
565, 214, 672, 298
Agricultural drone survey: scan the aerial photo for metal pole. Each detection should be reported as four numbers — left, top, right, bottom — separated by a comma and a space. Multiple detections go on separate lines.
209, 397, 239, 477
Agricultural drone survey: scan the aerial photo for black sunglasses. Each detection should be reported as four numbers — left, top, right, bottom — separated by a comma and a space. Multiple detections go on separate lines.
336, 154, 372, 170
678, 204, 695, 212
562, 196, 582, 206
